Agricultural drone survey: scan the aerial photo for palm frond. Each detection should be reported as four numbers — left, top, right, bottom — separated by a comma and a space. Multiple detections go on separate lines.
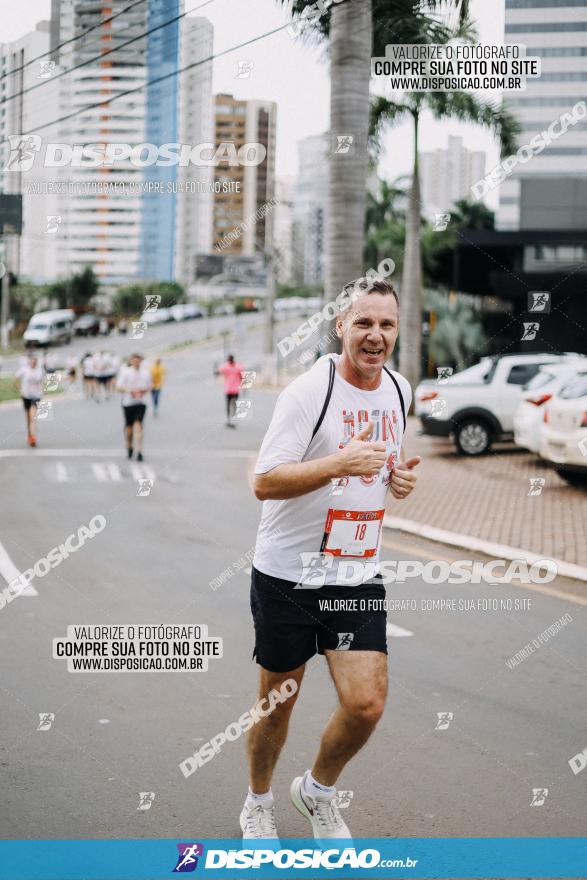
424, 91, 521, 155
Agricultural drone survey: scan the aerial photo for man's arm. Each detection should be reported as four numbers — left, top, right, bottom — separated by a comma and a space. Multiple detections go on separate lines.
254, 422, 387, 501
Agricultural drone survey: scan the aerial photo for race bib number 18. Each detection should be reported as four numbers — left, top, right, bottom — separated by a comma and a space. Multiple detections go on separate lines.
320, 509, 384, 558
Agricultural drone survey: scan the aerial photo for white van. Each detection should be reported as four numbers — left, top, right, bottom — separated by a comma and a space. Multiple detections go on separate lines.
24, 309, 74, 347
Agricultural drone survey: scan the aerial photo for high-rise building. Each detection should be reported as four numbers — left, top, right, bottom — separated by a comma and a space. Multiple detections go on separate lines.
174, 16, 214, 289
141, 0, 181, 281
0, 21, 62, 283
211, 94, 277, 256
497, 0, 587, 230
40, 0, 214, 287
273, 176, 295, 283
420, 135, 486, 219
291, 132, 329, 285
52, 0, 151, 284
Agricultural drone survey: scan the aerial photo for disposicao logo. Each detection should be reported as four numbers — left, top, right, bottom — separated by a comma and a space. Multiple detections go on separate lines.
173, 843, 204, 872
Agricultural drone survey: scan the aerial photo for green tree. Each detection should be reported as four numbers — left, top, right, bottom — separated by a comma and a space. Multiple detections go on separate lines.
68, 266, 100, 308
147, 281, 185, 308
364, 177, 408, 278
111, 281, 185, 316
111, 285, 145, 317
370, 90, 519, 390
46, 280, 68, 309
278, 0, 470, 353
426, 289, 487, 369
420, 197, 495, 288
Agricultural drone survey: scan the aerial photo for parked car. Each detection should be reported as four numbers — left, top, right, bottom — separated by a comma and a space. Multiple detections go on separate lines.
23, 309, 74, 347
139, 307, 172, 325
540, 372, 587, 486
513, 357, 587, 453
170, 304, 188, 322
183, 303, 204, 319
214, 303, 235, 316
415, 353, 565, 455
73, 314, 100, 336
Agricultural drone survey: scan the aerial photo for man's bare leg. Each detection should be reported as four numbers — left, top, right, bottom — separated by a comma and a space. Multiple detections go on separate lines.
247, 664, 305, 793
124, 424, 133, 453
311, 650, 388, 786
133, 421, 144, 455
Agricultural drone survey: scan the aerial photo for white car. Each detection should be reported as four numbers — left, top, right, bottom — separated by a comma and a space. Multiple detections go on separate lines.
540, 372, 587, 486
513, 358, 587, 453
415, 353, 564, 455
23, 309, 74, 347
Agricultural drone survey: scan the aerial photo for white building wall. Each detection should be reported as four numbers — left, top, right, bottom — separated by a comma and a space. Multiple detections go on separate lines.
174, 16, 214, 289
0, 21, 62, 282
55, 0, 149, 283
497, 1, 587, 229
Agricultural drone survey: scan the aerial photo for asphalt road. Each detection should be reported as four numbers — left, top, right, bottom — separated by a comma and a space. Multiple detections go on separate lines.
0, 311, 261, 375
0, 322, 585, 841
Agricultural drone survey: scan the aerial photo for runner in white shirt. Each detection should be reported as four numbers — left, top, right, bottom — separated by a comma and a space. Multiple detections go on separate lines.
15, 355, 45, 447
92, 351, 110, 402
81, 352, 96, 400
240, 278, 421, 840
116, 353, 152, 461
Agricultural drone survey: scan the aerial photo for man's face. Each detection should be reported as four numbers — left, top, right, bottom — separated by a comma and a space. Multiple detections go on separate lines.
130, 356, 141, 369
29, 357, 38, 368
337, 293, 399, 379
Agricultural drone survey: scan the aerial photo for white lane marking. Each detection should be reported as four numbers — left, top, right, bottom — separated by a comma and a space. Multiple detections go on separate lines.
0, 449, 124, 458
91, 462, 122, 482
0, 540, 38, 597
130, 463, 156, 481
0, 449, 255, 458
386, 623, 414, 638
55, 461, 69, 482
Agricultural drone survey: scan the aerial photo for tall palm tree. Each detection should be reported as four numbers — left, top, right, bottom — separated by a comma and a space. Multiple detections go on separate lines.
370, 91, 520, 390
277, 1, 471, 353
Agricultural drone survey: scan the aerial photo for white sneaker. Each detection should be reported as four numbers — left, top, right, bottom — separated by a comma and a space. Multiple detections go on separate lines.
239, 800, 279, 839
290, 776, 352, 840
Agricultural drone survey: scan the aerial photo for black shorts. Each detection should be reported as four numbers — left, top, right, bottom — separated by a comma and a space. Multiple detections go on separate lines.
250, 565, 387, 673
226, 393, 238, 402
97, 375, 109, 385
123, 403, 146, 426
22, 397, 40, 411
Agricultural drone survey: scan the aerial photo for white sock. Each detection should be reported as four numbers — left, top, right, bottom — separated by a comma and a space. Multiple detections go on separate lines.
303, 769, 336, 799
245, 787, 273, 809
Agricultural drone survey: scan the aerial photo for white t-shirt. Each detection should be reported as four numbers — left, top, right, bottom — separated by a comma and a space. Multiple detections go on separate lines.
116, 364, 152, 407
92, 352, 109, 378
17, 364, 44, 400
253, 354, 412, 586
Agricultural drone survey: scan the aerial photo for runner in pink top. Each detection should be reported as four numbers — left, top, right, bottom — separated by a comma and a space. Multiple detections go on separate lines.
217, 354, 244, 428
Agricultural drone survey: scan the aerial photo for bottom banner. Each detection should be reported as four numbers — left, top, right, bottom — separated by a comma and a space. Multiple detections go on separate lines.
0, 837, 586, 878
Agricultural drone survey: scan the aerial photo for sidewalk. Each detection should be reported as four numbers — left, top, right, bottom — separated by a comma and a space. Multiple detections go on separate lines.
387, 417, 587, 570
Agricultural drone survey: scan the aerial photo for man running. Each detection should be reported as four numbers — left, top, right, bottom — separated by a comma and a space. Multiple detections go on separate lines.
217, 354, 243, 428
15, 354, 45, 447
92, 351, 110, 402
116, 353, 151, 461
150, 358, 166, 416
241, 278, 420, 840
81, 351, 95, 399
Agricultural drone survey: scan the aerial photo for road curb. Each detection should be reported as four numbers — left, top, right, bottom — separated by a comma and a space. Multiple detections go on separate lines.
383, 515, 587, 583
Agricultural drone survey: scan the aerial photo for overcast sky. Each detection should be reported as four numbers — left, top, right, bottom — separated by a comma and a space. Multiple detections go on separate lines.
1, 0, 504, 206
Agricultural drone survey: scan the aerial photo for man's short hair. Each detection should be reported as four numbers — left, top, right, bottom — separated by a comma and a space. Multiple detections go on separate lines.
338, 277, 399, 316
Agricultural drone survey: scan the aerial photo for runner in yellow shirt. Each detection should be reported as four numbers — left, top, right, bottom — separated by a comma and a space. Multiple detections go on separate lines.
150, 358, 166, 416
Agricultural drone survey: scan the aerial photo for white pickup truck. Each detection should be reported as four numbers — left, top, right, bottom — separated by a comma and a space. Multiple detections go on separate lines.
415, 353, 565, 455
